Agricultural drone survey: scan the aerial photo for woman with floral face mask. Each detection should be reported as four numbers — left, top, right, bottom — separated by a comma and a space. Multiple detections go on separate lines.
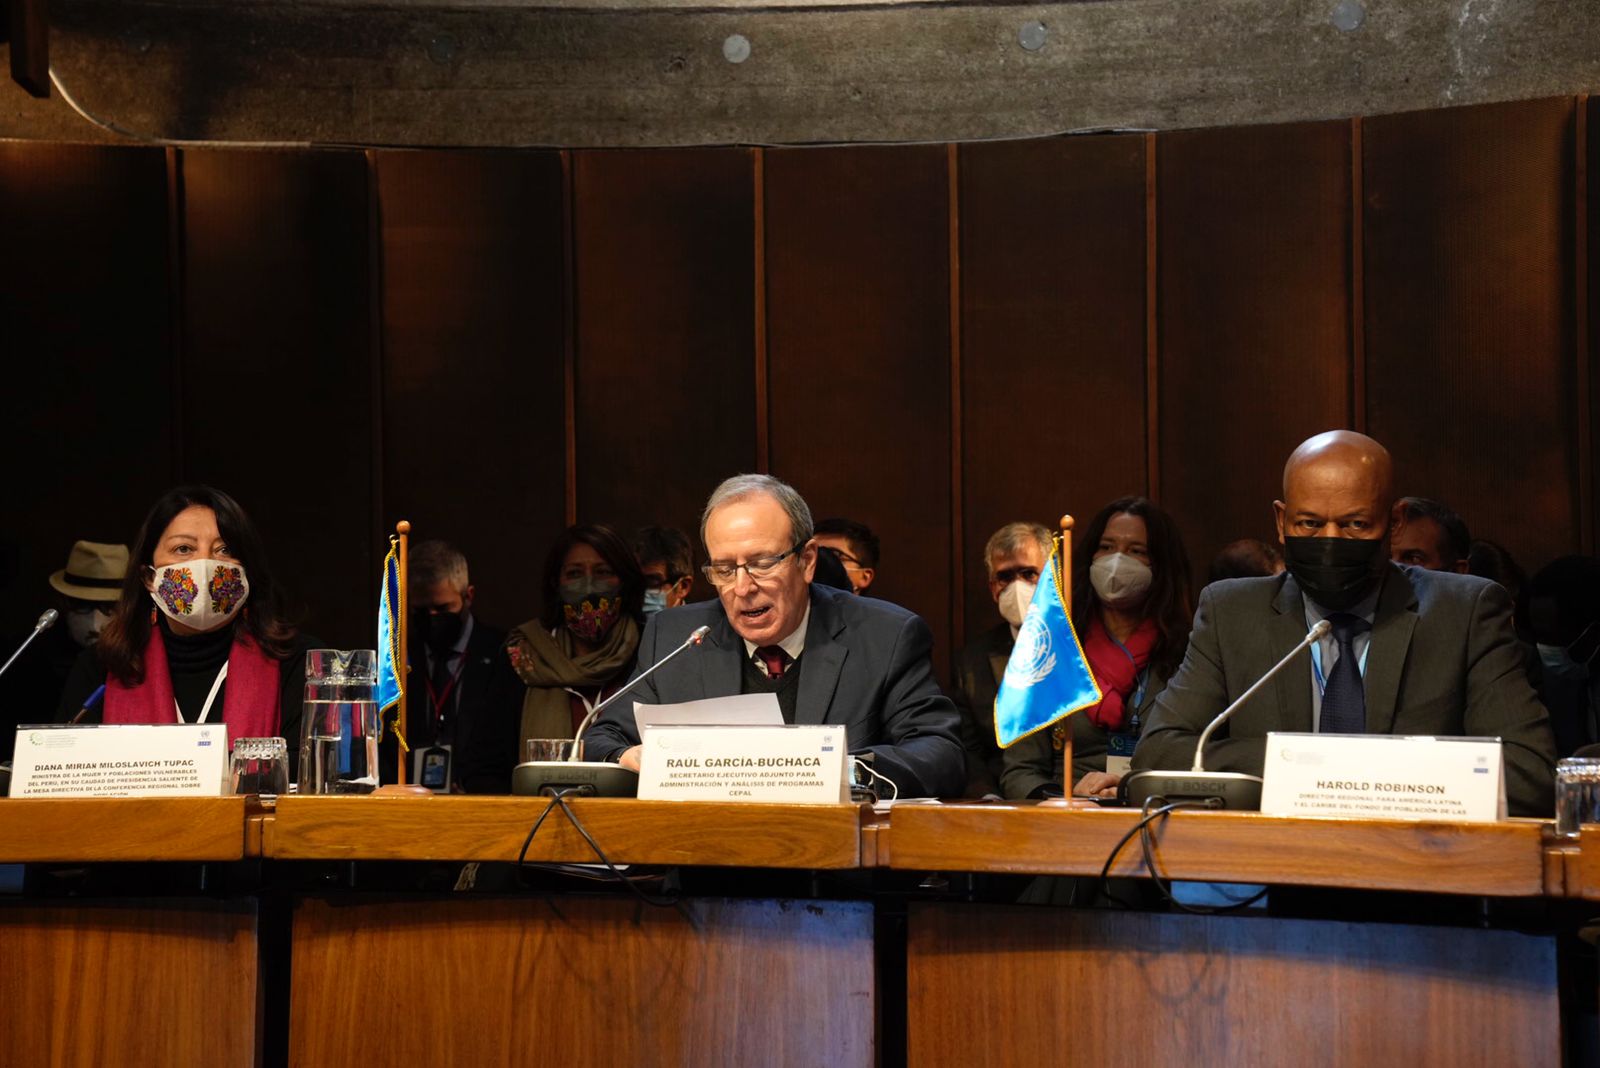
1002, 496, 1194, 801
56, 486, 312, 758
505, 524, 646, 754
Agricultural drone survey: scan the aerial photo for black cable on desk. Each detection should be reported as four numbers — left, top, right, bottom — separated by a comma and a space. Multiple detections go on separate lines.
516, 788, 678, 909
1100, 795, 1268, 915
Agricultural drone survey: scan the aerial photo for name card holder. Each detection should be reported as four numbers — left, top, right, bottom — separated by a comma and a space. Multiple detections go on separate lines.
9, 724, 230, 798
1259, 732, 1506, 822
637, 724, 850, 803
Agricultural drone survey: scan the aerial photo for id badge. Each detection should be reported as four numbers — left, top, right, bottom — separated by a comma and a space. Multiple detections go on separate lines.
1106, 731, 1138, 777
413, 744, 453, 793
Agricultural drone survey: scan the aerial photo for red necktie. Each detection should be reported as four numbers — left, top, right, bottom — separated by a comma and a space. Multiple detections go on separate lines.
755, 645, 789, 681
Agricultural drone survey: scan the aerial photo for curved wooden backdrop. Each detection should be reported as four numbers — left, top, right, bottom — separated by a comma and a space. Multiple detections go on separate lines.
1, 96, 1593, 684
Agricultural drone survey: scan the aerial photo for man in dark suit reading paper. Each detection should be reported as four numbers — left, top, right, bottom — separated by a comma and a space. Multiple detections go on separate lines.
582, 474, 965, 798
1130, 430, 1556, 816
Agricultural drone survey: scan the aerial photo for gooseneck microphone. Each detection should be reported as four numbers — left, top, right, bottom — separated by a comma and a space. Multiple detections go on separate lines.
1122, 619, 1332, 810
512, 623, 712, 797
0, 609, 59, 680
566, 624, 711, 763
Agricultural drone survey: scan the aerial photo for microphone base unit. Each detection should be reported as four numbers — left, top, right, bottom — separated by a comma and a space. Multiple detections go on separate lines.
512, 761, 638, 798
1121, 770, 1263, 811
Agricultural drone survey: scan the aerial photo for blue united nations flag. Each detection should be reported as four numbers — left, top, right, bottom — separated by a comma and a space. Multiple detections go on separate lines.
377, 536, 404, 716
994, 543, 1101, 748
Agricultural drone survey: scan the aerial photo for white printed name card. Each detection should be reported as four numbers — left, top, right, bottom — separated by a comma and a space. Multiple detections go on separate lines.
637, 724, 850, 804
10, 724, 230, 798
1260, 732, 1506, 822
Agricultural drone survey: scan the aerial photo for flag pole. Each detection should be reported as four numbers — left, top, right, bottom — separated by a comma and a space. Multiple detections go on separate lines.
396, 519, 411, 785
1058, 513, 1074, 795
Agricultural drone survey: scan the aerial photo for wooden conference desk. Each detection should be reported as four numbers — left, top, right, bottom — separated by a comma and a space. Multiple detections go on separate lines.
0, 796, 1588, 1067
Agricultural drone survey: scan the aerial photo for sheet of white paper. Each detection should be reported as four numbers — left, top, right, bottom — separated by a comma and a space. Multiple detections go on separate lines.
632, 693, 784, 733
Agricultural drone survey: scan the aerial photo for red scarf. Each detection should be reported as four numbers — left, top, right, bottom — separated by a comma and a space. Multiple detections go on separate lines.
1082, 614, 1158, 731
104, 625, 284, 739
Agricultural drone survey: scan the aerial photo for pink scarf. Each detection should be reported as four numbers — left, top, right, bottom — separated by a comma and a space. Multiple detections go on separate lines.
104, 625, 283, 739
1082, 614, 1158, 732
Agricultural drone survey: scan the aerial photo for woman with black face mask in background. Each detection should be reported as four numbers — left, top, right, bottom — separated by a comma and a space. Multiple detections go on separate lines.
505, 525, 645, 758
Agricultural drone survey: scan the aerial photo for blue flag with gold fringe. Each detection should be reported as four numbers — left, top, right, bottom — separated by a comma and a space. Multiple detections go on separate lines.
377, 536, 404, 715
994, 542, 1101, 748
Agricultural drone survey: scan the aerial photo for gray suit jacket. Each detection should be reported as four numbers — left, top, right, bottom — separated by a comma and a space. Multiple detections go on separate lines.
1130, 564, 1556, 816
582, 583, 966, 798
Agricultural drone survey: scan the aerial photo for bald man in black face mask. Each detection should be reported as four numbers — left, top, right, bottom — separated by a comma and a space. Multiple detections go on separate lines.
1131, 430, 1556, 816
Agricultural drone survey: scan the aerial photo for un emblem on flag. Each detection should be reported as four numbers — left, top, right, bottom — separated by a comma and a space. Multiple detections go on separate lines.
1003, 605, 1057, 690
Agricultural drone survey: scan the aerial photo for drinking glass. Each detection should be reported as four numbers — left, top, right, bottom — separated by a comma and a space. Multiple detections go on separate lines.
526, 738, 581, 762
1555, 757, 1600, 837
230, 737, 289, 795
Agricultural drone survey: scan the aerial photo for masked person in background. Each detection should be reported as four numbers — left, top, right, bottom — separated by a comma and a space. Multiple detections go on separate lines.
0, 541, 129, 761
56, 487, 315, 769
1131, 430, 1556, 816
632, 526, 695, 615
949, 522, 1052, 796
506, 525, 645, 757
1001, 499, 1193, 800
380, 540, 524, 792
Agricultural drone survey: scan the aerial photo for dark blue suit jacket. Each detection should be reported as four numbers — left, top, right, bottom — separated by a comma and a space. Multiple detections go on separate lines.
582, 583, 965, 798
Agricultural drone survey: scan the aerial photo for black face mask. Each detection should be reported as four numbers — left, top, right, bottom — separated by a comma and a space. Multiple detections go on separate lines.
1282, 536, 1387, 612
417, 610, 465, 653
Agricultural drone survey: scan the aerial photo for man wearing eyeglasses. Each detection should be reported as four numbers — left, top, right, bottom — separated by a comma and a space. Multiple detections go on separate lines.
582, 474, 965, 798
812, 518, 880, 594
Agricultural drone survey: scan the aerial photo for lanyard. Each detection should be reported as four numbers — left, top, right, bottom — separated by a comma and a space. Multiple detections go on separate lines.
1107, 634, 1147, 728
1309, 640, 1370, 696
176, 662, 229, 724
424, 652, 469, 728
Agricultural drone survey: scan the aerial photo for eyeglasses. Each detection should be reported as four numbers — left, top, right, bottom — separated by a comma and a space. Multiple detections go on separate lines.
702, 543, 806, 588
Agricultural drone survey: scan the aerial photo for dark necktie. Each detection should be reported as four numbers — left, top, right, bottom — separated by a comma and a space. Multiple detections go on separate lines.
1320, 613, 1371, 734
754, 645, 790, 682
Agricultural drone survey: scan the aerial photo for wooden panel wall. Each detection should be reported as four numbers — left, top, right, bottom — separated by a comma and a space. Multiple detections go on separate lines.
0, 899, 260, 1068
180, 149, 376, 645
290, 895, 874, 1067
0, 144, 173, 633
1, 96, 1594, 683
906, 903, 1559, 1066
1158, 121, 1355, 572
958, 136, 1148, 633
1365, 98, 1580, 569
374, 149, 568, 629
572, 148, 757, 558
765, 145, 954, 669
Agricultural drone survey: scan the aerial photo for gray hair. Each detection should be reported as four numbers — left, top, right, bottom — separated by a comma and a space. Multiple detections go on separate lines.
410, 540, 470, 593
701, 474, 814, 549
983, 521, 1052, 578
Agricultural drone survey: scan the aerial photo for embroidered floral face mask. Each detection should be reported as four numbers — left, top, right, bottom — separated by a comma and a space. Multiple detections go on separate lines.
149, 558, 250, 632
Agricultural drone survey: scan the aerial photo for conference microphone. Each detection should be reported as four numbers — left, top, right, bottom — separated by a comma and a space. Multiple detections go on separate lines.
1122, 619, 1332, 811
512, 624, 713, 797
0, 609, 59, 681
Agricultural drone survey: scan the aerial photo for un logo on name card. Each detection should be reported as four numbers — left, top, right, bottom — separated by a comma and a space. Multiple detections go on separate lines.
1004, 604, 1057, 690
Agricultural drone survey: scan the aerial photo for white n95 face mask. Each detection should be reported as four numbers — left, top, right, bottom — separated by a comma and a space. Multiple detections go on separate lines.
998, 580, 1036, 627
149, 558, 250, 631
1089, 552, 1153, 607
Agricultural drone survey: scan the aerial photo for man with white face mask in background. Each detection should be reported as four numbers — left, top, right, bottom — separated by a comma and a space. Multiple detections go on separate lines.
950, 522, 1052, 796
